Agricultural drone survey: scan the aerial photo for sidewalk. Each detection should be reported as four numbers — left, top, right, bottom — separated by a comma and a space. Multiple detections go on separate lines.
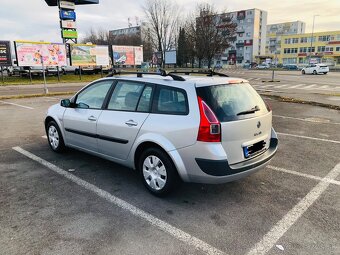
0, 82, 339, 110
0, 82, 86, 98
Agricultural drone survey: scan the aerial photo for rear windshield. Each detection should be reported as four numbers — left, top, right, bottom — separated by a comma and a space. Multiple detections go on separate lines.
196, 83, 269, 122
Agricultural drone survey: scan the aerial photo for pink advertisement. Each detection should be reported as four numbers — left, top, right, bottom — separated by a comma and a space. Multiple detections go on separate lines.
15, 41, 67, 67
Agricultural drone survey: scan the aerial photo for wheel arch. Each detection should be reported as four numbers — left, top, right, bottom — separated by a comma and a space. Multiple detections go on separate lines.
131, 139, 189, 182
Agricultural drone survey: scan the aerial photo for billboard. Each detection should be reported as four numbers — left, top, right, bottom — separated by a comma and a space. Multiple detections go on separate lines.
62, 30, 78, 39
70, 44, 110, 66
60, 1, 75, 9
165, 50, 176, 64
0, 41, 12, 66
112, 45, 143, 65
60, 10, 76, 20
61, 20, 77, 29
134, 46, 143, 65
15, 41, 67, 67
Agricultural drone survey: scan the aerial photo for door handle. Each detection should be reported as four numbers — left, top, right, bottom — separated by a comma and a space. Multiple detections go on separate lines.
125, 120, 138, 127
88, 116, 97, 121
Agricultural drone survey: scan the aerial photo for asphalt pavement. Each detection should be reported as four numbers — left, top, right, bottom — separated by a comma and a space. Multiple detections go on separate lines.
0, 96, 339, 255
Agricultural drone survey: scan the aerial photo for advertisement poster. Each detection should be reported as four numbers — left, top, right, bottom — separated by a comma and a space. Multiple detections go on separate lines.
60, 10, 76, 20
70, 44, 110, 66
112, 45, 135, 65
95, 46, 110, 66
0, 41, 12, 66
134, 46, 143, 65
15, 41, 67, 67
165, 50, 177, 64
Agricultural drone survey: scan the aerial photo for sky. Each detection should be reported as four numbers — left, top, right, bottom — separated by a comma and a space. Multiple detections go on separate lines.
0, 0, 340, 43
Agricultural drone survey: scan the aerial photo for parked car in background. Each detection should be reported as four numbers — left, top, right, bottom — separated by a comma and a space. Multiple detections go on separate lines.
283, 64, 298, 70
301, 64, 329, 75
45, 72, 278, 196
256, 64, 269, 69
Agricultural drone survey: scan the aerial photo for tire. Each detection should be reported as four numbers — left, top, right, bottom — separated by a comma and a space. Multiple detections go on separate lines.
323, 72, 328, 75
46, 120, 65, 153
138, 147, 179, 196
302, 70, 305, 75
313, 70, 317, 75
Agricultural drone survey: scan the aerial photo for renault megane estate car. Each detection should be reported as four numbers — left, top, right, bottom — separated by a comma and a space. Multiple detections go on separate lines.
45, 71, 278, 196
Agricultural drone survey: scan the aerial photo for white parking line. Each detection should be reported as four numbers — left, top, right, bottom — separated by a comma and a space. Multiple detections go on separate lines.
247, 162, 340, 255
267, 165, 340, 186
0, 100, 34, 110
277, 132, 340, 144
304, 84, 317, 89
12, 146, 225, 255
273, 115, 340, 125
289, 84, 305, 89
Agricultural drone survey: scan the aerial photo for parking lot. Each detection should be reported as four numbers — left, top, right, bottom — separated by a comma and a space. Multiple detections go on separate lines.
0, 95, 339, 254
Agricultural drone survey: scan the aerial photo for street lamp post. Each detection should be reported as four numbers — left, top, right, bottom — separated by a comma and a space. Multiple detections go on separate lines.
309, 15, 319, 64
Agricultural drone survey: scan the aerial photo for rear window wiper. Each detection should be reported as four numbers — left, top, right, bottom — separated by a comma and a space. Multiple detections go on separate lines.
237, 105, 260, 116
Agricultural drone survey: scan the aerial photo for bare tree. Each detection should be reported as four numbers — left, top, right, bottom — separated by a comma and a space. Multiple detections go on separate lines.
186, 3, 237, 68
144, 0, 180, 67
81, 28, 110, 45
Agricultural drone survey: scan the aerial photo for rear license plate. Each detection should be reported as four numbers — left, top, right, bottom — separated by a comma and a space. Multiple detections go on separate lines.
243, 140, 266, 158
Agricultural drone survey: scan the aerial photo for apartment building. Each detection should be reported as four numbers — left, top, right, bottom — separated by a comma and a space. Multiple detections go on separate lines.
212, 8, 267, 66
266, 21, 306, 63
279, 31, 340, 66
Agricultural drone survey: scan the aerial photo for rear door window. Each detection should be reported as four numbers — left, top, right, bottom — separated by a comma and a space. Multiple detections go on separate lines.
153, 86, 188, 115
107, 81, 145, 111
196, 83, 269, 122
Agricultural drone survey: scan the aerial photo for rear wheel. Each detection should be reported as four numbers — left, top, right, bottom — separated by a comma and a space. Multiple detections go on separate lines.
46, 121, 65, 153
138, 148, 179, 196
313, 70, 317, 75
323, 72, 328, 74
302, 70, 305, 75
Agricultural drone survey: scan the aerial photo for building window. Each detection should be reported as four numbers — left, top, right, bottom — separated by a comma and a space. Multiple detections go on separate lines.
284, 48, 298, 54
318, 35, 330, 42
292, 38, 299, 43
325, 47, 333, 52
336, 47, 340, 52
300, 37, 308, 43
284, 38, 291, 44
317, 46, 326, 52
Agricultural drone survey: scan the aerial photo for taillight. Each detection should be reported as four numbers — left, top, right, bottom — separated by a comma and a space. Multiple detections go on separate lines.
197, 97, 221, 142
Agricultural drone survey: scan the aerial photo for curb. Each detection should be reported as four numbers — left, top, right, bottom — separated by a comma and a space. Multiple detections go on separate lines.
0, 91, 76, 100
260, 93, 340, 111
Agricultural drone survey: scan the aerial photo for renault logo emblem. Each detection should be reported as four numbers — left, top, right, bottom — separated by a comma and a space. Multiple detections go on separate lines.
257, 121, 261, 128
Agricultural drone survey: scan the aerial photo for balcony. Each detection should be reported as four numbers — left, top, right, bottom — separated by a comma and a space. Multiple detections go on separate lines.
236, 42, 244, 47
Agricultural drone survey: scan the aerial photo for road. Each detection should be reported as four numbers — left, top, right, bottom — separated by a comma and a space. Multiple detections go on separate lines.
226, 69, 340, 94
0, 96, 339, 255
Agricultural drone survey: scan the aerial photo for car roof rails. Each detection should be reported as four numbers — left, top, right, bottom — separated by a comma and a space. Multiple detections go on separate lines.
168, 69, 229, 77
106, 69, 186, 81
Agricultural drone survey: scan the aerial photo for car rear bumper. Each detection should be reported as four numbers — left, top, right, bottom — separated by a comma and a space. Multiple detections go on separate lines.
176, 128, 278, 184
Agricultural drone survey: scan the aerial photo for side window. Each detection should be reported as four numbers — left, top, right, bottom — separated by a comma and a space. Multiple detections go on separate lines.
137, 86, 153, 112
108, 81, 144, 111
76, 80, 113, 109
154, 87, 188, 115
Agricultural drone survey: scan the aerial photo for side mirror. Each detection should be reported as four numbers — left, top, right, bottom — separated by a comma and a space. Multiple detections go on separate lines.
60, 99, 71, 108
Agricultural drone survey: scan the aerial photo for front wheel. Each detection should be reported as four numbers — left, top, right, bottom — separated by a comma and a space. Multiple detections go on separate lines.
323, 72, 328, 74
46, 121, 65, 153
313, 70, 317, 75
302, 70, 305, 75
138, 148, 179, 196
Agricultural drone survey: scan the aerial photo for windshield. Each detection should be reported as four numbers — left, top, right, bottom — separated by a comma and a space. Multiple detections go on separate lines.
196, 83, 269, 122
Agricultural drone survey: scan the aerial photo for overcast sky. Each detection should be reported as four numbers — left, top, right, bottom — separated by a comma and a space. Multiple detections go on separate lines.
1, 0, 340, 43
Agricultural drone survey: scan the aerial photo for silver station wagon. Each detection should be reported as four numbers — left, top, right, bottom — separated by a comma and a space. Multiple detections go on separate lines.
45, 71, 278, 196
